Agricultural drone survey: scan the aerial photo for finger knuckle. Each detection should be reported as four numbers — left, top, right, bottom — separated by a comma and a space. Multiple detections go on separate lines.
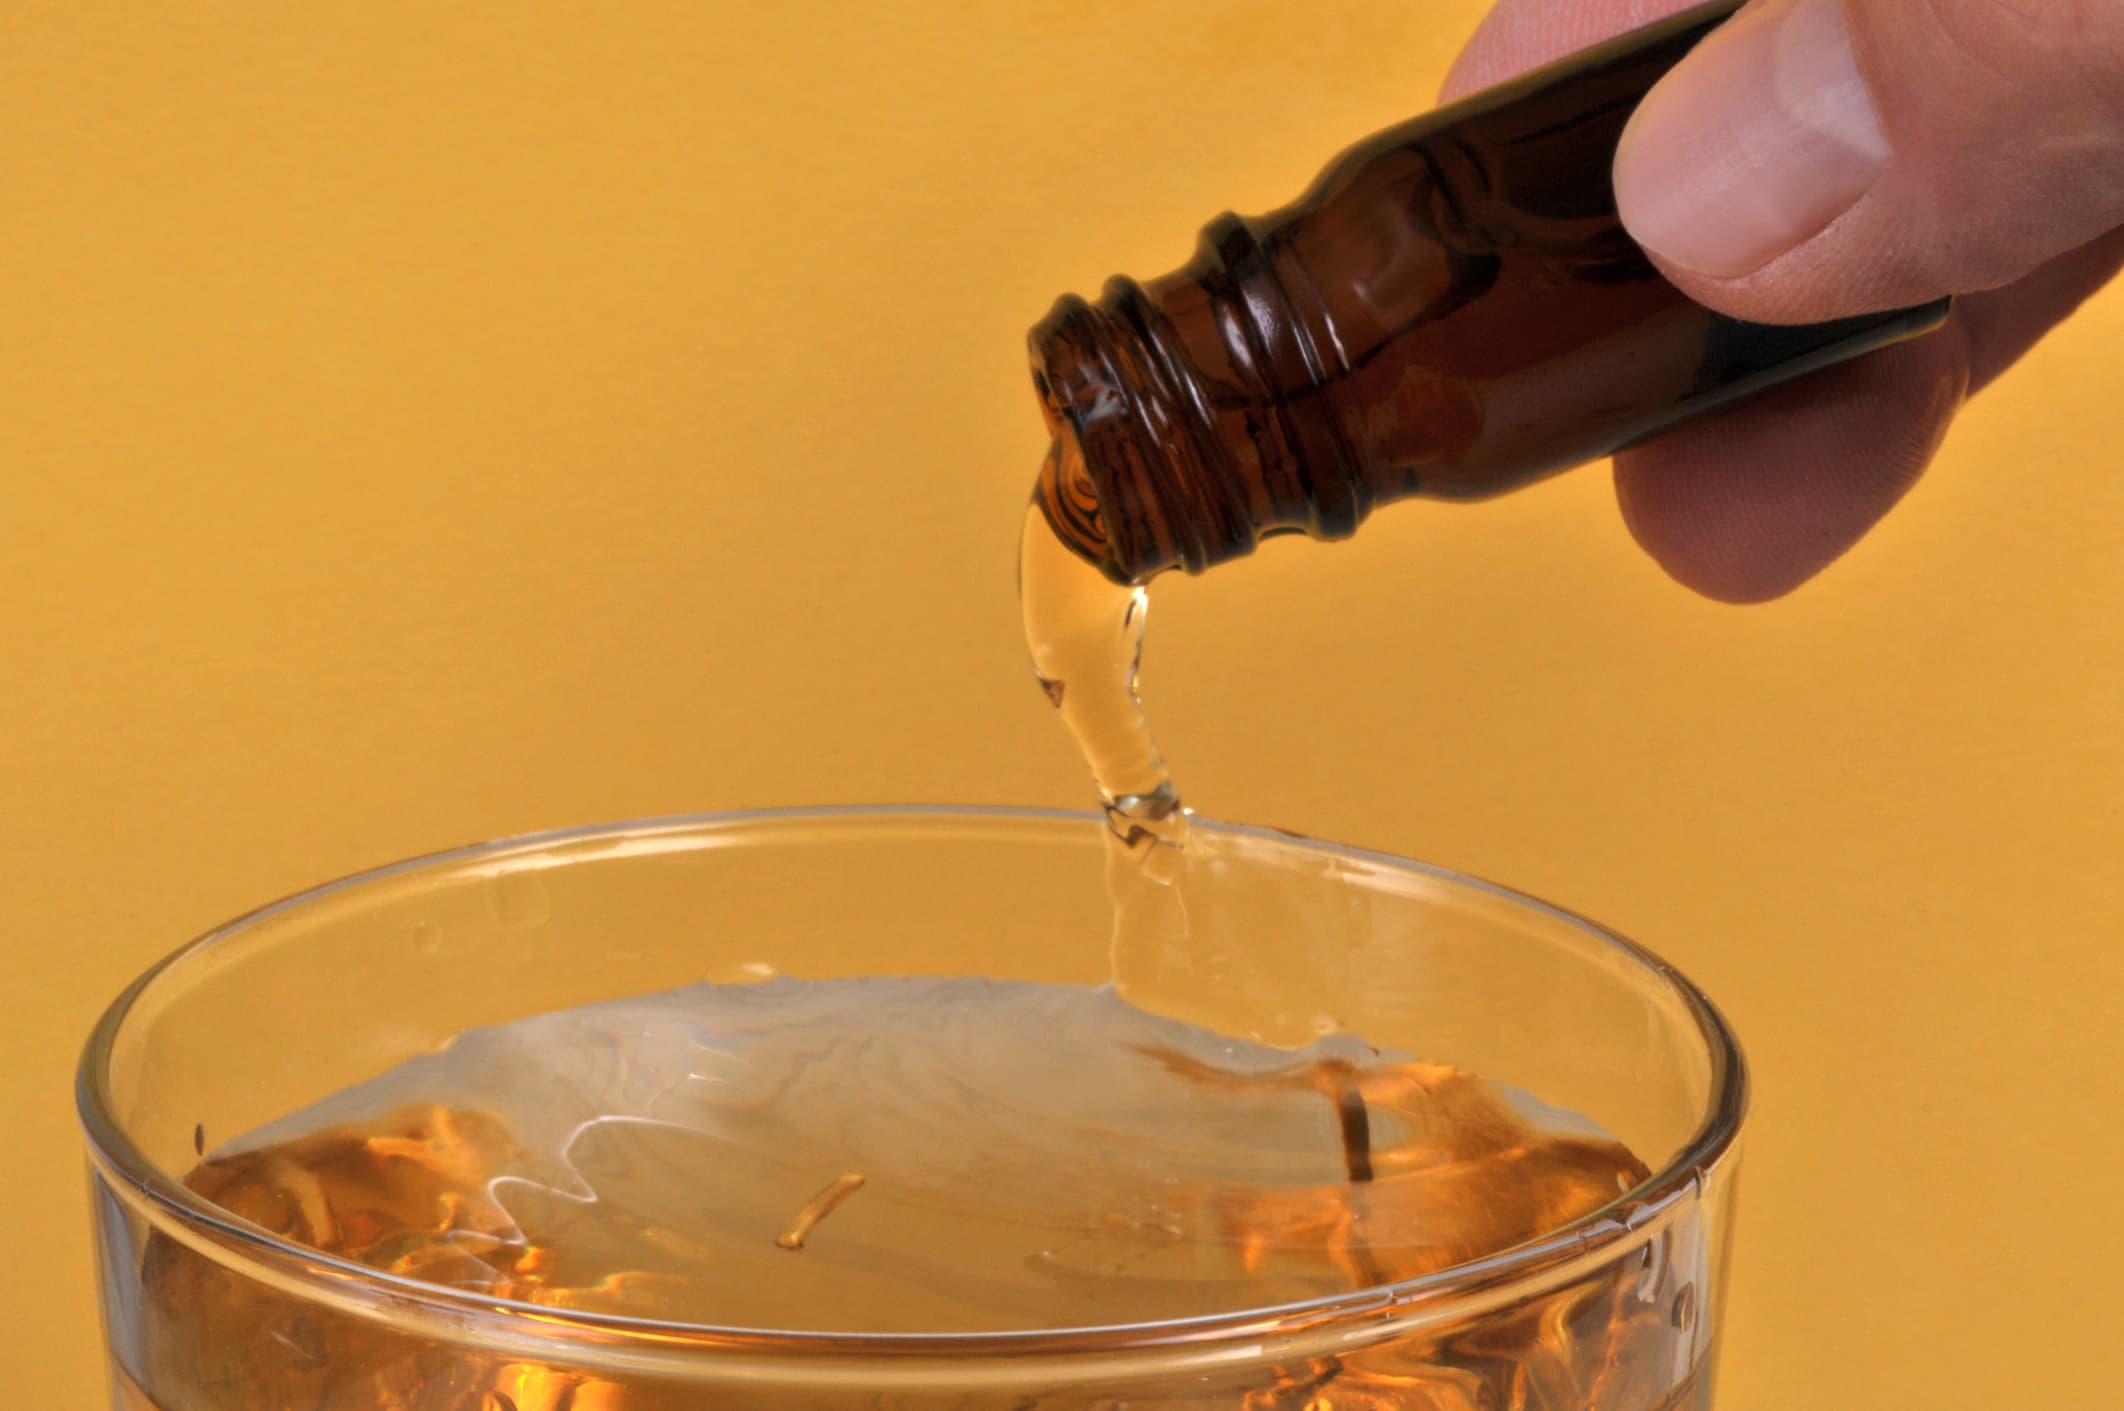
1875, 0, 2124, 283
1917, 0, 2124, 106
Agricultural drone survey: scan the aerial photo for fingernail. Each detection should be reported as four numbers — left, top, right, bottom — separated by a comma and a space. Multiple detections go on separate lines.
1615, 0, 1889, 278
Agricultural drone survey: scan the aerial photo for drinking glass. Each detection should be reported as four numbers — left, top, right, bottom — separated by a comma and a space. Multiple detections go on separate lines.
80, 806, 1746, 1410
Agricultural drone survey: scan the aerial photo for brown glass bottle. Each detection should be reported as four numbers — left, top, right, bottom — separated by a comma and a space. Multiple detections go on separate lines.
1030, 0, 1949, 585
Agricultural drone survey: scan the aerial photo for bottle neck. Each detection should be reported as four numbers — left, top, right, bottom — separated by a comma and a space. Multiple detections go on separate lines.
1029, 212, 1367, 585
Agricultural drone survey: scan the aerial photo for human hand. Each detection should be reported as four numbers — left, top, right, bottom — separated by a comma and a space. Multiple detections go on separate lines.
1448, 0, 2124, 601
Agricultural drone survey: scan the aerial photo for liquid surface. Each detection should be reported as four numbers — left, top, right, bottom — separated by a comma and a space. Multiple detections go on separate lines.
176, 977, 1647, 1333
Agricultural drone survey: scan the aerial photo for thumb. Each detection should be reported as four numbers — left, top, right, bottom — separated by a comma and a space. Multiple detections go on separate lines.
1614, 0, 2124, 322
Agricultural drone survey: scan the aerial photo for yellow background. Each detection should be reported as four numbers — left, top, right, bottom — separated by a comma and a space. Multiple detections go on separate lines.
4, 3, 2119, 1405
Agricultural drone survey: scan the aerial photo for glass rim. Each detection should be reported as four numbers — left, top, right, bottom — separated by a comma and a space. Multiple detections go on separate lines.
78, 803, 1748, 1370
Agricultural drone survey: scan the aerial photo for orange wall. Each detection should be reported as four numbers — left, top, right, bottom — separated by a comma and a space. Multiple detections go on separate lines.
4, 3, 2119, 1405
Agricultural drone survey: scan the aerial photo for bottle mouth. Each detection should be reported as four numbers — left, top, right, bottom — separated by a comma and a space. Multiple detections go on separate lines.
1028, 287, 1253, 584
1028, 402, 1125, 586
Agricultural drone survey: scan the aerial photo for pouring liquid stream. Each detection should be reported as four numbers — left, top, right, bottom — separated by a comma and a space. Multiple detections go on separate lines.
1019, 442, 1193, 996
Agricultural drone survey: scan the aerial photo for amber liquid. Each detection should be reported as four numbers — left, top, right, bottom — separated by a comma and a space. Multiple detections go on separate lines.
137, 979, 1712, 1410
